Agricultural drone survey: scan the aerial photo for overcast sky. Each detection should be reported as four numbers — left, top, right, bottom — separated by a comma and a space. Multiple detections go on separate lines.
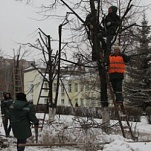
0, 0, 151, 60
0, 0, 60, 60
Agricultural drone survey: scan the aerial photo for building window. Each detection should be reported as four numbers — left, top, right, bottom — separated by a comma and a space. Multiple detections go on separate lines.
44, 98, 48, 104
61, 99, 64, 105
74, 83, 78, 92
61, 85, 65, 95
75, 98, 78, 106
68, 83, 72, 92
85, 84, 89, 91
80, 98, 84, 106
80, 85, 83, 91
53, 83, 57, 92
68, 99, 71, 105
91, 92, 96, 98
85, 99, 90, 106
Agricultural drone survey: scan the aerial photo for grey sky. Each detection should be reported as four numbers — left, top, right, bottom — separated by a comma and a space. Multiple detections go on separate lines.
0, 0, 59, 60
0, 0, 151, 60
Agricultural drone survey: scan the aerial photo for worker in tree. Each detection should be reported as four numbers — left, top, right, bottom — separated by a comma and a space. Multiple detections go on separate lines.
85, 9, 97, 40
85, 9, 100, 61
108, 46, 130, 105
9, 93, 39, 151
1, 92, 13, 137
98, 6, 120, 56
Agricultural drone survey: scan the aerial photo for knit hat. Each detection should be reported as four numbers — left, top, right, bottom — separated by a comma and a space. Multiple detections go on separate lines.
3, 92, 12, 100
109, 6, 118, 14
16, 93, 27, 101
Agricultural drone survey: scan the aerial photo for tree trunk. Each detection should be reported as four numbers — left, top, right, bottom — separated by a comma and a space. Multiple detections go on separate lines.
101, 107, 110, 133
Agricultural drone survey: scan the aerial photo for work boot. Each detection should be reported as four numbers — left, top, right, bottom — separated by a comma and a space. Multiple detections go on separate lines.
117, 101, 126, 117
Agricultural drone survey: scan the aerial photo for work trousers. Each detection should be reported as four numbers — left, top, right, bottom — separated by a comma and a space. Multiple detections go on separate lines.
110, 78, 123, 102
17, 139, 26, 151
2, 116, 11, 137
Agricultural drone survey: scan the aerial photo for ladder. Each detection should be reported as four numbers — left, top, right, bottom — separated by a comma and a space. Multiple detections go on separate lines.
106, 72, 135, 139
13, 66, 23, 97
36, 67, 50, 130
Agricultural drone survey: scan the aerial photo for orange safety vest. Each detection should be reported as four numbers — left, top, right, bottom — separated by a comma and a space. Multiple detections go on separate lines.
108, 55, 126, 73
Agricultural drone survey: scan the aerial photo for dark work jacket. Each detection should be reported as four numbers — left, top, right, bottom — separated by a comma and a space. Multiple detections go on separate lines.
109, 53, 130, 80
1, 99, 13, 118
9, 100, 39, 139
102, 6, 120, 35
103, 13, 120, 29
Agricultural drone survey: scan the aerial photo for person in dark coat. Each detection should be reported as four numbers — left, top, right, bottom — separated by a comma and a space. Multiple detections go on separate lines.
108, 46, 130, 104
85, 9, 97, 40
1, 92, 13, 137
85, 9, 99, 61
75, 102, 79, 107
9, 92, 39, 151
102, 6, 120, 37
98, 6, 120, 57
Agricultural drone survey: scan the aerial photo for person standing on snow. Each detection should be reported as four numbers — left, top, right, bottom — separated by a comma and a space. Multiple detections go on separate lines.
1, 92, 13, 137
9, 92, 39, 151
108, 46, 130, 105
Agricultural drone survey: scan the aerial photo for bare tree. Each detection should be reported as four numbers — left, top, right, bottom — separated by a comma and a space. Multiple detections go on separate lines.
15, 0, 151, 132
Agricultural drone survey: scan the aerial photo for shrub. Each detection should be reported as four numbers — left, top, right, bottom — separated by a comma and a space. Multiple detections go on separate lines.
125, 106, 142, 122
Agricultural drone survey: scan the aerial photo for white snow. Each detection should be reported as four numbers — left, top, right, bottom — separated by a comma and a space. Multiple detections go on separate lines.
1, 113, 151, 151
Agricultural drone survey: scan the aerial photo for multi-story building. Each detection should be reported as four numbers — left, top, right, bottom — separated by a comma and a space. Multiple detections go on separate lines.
24, 66, 101, 107
24, 67, 42, 103
0, 56, 34, 98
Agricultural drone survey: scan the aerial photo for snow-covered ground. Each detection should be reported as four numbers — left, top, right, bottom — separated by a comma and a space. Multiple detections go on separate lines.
1, 112, 151, 151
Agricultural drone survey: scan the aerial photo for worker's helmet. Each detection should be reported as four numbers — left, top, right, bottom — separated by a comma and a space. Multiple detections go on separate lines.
112, 45, 121, 50
112, 45, 121, 54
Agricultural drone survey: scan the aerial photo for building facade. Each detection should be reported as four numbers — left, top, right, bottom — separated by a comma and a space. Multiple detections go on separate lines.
24, 66, 101, 107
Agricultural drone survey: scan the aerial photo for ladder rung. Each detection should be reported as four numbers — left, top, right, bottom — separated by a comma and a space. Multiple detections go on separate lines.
15, 86, 22, 87
39, 96, 48, 98
41, 88, 49, 90
38, 118, 45, 121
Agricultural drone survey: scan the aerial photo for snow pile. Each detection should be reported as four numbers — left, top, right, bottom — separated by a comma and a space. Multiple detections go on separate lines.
1, 114, 151, 150
37, 115, 103, 145
103, 140, 133, 151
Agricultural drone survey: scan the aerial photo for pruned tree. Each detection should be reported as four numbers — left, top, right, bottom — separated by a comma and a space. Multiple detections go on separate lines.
16, 0, 151, 114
